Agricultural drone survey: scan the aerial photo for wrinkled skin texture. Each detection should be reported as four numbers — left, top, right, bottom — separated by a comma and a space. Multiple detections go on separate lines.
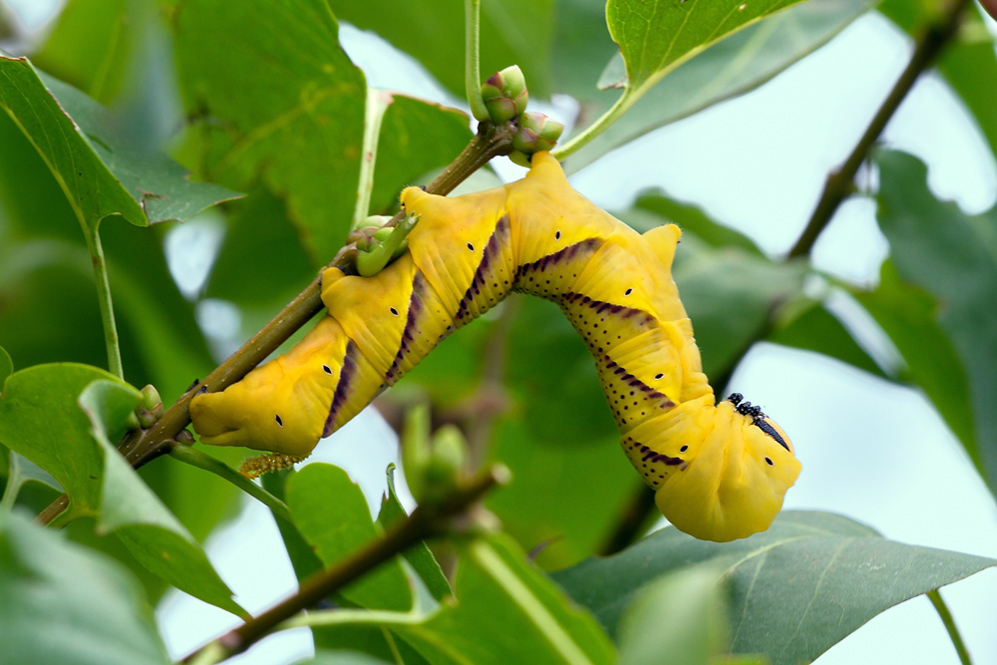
190, 152, 801, 541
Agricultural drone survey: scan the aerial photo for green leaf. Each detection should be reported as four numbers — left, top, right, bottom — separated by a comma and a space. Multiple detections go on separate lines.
609, 0, 811, 94
205, 189, 318, 308
369, 94, 472, 216
286, 462, 413, 611
0, 239, 111, 373
0, 510, 170, 665
505, 296, 618, 446
622, 191, 764, 255
78, 379, 245, 616
300, 652, 394, 665
0, 365, 243, 615
261, 469, 327, 581
879, 1, 997, 162
0, 56, 236, 377
768, 298, 887, 378
419, 535, 615, 665
853, 261, 976, 464
0, 364, 113, 509
617, 566, 729, 665
485, 419, 637, 570
327, 0, 557, 99
874, 149, 997, 494
308, 534, 615, 665
562, 0, 873, 170
0, 57, 237, 231
1, 453, 62, 510
173, 0, 367, 261
552, 511, 996, 665
0, 57, 137, 230
0, 112, 217, 405
0, 344, 11, 384
377, 465, 453, 602
31, 0, 144, 104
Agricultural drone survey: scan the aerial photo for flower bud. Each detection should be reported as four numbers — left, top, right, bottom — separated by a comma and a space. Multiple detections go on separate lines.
508, 149, 532, 168
515, 112, 564, 154
535, 118, 564, 152
136, 408, 158, 429
422, 425, 468, 501
481, 65, 529, 124
484, 96, 519, 124
139, 384, 161, 413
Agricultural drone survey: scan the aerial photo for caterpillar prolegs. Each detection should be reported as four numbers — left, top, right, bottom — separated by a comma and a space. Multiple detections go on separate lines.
190, 152, 801, 542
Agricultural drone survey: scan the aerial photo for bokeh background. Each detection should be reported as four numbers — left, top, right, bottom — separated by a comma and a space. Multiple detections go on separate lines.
3, 1, 996, 663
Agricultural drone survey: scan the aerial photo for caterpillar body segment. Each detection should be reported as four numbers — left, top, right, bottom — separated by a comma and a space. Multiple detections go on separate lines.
190, 152, 801, 541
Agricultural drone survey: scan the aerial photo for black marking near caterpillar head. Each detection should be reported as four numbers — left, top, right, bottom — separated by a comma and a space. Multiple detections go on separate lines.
727, 393, 789, 452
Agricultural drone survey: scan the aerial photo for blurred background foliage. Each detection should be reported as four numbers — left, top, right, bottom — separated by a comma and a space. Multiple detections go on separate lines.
1, 0, 997, 662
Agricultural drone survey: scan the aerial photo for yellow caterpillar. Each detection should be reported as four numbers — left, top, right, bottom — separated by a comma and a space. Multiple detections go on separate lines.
190, 152, 801, 542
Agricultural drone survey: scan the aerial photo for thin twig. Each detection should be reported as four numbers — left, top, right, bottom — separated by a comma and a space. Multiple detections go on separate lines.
181, 466, 509, 664
788, 0, 971, 258
928, 589, 973, 665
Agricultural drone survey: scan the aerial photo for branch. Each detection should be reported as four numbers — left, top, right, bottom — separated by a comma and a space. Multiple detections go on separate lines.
181, 465, 509, 664
787, 0, 971, 258
37, 120, 517, 527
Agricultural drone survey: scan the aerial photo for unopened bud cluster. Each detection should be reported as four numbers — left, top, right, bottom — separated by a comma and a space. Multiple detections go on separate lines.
480, 65, 564, 166
481, 65, 528, 123
131, 384, 163, 430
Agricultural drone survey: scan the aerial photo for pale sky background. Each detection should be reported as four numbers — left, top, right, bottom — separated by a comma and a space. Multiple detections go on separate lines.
7, 1, 997, 664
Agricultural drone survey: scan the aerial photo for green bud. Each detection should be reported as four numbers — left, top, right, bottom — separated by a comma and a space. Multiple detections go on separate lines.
538, 118, 565, 141
512, 126, 538, 154
401, 403, 433, 503
136, 408, 158, 429
355, 213, 418, 277
481, 65, 529, 124
124, 411, 141, 431
518, 111, 545, 134
175, 429, 195, 445
372, 227, 394, 243
139, 384, 162, 413
535, 118, 565, 152
422, 425, 469, 503
514, 113, 565, 154
508, 149, 532, 168
484, 96, 519, 124
497, 65, 527, 109
480, 80, 504, 102
425, 426, 466, 483
364, 215, 392, 228
511, 88, 528, 116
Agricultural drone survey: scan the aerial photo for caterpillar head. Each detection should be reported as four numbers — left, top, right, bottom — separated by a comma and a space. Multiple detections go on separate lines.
189, 370, 327, 457
189, 317, 345, 457
652, 394, 801, 542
